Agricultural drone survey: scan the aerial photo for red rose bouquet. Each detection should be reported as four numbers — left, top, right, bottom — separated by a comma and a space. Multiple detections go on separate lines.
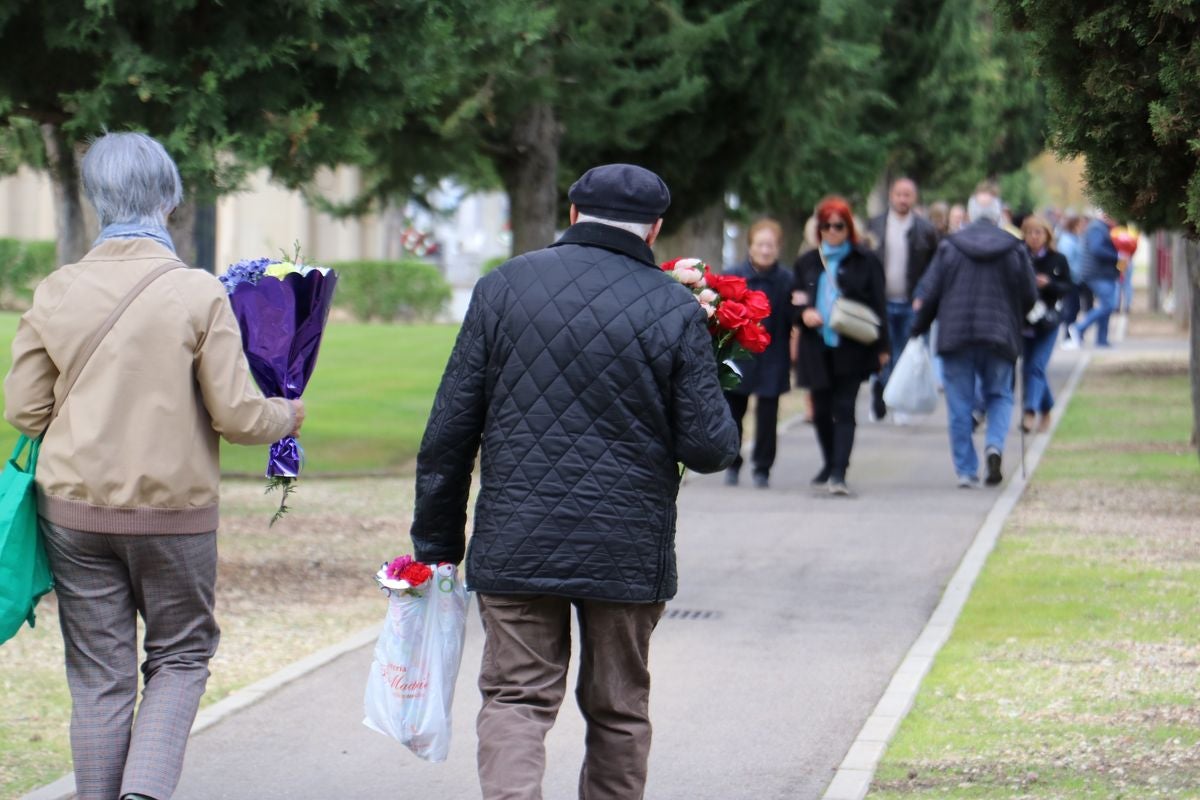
375, 554, 435, 597
661, 257, 771, 390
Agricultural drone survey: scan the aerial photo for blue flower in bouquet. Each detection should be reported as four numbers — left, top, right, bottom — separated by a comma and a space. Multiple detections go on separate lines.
218, 257, 274, 294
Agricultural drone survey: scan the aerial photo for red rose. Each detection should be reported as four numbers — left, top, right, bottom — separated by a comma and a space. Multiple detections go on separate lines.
704, 268, 749, 302
736, 322, 771, 354
715, 300, 751, 330
399, 562, 433, 587
743, 290, 771, 321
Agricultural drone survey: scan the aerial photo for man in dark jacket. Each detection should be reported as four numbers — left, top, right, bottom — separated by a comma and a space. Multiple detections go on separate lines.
867, 177, 940, 420
911, 186, 1037, 489
409, 163, 740, 800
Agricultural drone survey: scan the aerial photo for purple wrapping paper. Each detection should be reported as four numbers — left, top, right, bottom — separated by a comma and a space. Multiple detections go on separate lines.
228, 269, 338, 478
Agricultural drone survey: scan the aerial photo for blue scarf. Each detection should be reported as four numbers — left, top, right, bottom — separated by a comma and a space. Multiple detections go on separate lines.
817, 241, 851, 347
94, 222, 176, 254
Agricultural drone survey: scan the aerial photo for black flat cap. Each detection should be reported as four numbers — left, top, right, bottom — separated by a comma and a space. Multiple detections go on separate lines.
569, 164, 670, 223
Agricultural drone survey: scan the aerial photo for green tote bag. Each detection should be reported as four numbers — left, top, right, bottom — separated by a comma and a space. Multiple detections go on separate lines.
0, 434, 52, 643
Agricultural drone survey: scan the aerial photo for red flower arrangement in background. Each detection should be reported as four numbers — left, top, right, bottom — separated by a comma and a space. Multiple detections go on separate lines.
661, 258, 772, 390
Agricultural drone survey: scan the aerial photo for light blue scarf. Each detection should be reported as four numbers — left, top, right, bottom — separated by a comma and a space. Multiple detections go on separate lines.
817, 241, 851, 347
94, 222, 176, 254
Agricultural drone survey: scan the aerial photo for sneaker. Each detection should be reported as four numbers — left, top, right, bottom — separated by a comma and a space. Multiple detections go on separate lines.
811, 466, 832, 487
984, 447, 1003, 486
752, 472, 769, 489
723, 468, 739, 486
957, 475, 982, 489
828, 479, 851, 496
870, 381, 887, 421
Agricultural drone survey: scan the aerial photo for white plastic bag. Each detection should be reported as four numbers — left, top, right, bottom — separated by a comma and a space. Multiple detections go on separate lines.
882, 338, 939, 415
363, 563, 468, 762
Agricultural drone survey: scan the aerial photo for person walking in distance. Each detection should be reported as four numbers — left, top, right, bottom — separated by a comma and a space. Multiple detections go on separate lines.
1018, 215, 1072, 433
793, 196, 889, 496
867, 177, 939, 421
910, 184, 1037, 488
723, 218, 795, 489
409, 164, 739, 800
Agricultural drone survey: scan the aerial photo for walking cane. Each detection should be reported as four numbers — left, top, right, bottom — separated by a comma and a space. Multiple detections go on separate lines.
1016, 356, 1026, 479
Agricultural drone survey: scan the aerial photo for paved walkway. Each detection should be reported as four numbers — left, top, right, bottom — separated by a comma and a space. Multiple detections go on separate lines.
162, 353, 1079, 800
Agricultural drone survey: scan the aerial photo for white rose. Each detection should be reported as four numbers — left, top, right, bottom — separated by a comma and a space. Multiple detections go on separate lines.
697, 289, 718, 304
675, 257, 702, 270
675, 266, 703, 286
701, 303, 716, 318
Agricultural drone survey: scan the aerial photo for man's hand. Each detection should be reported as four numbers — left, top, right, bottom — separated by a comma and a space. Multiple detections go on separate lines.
911, 298, 924, 311
802, 308, 823, 328
1036, 274, 1050, 288
878, 352, 890, 369
289, 399, 306, 436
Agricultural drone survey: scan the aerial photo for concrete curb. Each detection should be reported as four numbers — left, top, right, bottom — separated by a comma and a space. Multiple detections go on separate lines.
20, 624, 382, 800
820, 351, 1093, 800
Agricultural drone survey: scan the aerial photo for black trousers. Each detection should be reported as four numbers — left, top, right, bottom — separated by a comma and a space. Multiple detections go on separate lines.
811, 378, 861, 480
724, 392, 780, 476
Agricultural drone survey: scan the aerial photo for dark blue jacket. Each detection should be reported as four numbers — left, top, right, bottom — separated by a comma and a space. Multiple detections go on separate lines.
725, 259, 794, 398
911, 221, 1038, 362
1079, 218, 1120, 282
410, 222, 740, 603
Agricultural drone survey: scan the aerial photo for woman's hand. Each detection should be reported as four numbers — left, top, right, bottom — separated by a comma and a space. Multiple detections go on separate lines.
1036, 274, 1050, 288
289, 399, 306, 436
802, 308, 823, 328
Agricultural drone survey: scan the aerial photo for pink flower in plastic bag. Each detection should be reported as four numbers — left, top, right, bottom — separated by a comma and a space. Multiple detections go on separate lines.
386, 555, 414, 581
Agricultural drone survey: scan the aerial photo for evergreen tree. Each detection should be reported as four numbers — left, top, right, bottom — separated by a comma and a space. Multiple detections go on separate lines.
995, 0, 1200, 457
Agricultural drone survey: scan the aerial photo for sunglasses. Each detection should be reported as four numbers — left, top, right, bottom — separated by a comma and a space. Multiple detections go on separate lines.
819, 221, 847, 232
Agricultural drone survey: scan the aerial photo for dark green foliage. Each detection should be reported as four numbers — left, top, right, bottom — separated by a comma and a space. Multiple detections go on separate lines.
995, 0, 1200, 232
331, 260, 451, 323
0, 239, 55, 309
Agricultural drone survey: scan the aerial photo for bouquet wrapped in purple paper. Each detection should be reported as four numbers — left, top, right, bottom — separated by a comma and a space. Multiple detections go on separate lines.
220, 252, 338, 524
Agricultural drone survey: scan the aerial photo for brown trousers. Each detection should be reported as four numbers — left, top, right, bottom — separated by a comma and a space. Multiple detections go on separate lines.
476, 593, 666, 800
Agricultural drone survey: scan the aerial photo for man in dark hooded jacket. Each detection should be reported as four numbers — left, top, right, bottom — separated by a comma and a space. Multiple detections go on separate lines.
409, 163, 740, 800
911, 185, 1037, 488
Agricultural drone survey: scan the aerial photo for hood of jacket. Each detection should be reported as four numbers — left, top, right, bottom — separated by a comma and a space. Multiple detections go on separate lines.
948, 220, 1022, 262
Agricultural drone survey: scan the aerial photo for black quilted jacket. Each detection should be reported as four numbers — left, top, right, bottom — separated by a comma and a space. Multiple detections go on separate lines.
410, 223, 740, 603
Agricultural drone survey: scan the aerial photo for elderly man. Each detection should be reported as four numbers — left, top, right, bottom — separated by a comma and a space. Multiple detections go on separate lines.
867, 177, 940, 420
5, 133, 303, 800
410, 163, 739, 800
910, 184, 1037, 488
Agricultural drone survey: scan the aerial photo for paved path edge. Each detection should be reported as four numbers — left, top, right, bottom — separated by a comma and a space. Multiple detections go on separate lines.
19, 624, 383, 800
820, 352, 1093, 800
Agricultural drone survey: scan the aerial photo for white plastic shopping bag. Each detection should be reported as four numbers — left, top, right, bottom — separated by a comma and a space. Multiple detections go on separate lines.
363, 563, 468, 762
882, 338, 939, 415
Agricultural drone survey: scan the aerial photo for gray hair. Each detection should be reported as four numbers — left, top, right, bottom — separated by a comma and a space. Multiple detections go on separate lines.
81, 132, 183, 228
967, 190, 1004, 225
575, 212, 654, 240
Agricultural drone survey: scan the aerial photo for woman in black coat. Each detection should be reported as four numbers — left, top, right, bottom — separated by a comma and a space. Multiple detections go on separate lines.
1019, 215, 1073, 433
723, 218, 795, 488
794, 196, 890, 495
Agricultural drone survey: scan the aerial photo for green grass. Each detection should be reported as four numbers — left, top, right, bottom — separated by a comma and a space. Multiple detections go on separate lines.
869, 360, 1200, 799
0, 312, 458, 473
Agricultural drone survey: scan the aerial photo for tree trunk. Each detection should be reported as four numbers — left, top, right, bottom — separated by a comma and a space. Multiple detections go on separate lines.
654, 202, 725, 267
40, 123, 91, 266
167, 198, 198, 267
498, 102, 561, 257
1187, 238, 1200, 462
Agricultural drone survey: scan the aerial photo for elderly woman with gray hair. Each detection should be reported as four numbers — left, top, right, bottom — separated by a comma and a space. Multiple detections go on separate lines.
4, 132, 304, 800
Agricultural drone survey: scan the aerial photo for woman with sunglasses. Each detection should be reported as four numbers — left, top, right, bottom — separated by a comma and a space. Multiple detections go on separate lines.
793, 196, 890, 495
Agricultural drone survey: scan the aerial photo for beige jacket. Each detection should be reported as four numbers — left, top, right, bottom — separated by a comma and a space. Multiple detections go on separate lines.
4, 238, 295, 534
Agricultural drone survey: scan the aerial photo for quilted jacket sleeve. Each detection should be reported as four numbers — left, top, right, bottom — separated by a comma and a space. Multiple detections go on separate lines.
910, 242, 949, 337
670, 307, 740, 474
410, 283, 491, 564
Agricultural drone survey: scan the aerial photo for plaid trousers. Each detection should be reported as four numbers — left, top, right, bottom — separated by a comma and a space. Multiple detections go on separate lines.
41, 521, 220, 800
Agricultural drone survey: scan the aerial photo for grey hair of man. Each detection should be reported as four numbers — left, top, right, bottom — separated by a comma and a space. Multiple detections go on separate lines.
966, 189, 1004, 225
574, 212, 654, 241
81, 132, 183, 228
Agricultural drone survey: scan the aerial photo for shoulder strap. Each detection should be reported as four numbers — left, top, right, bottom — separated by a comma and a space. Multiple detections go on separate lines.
48, 261, 184, 426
